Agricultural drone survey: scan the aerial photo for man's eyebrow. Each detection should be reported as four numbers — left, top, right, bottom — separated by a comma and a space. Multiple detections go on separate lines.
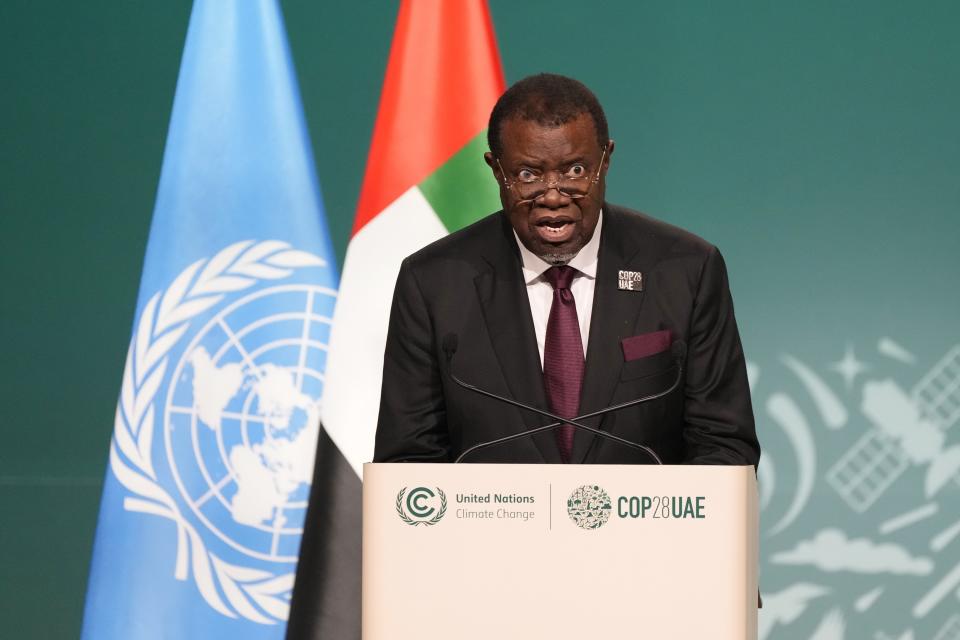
561, 154, 589, 164
510, 154, 544, 167
510, 153, 588, 168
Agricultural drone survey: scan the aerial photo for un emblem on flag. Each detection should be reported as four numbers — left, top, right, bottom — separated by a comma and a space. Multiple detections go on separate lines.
165, 284, 335, 561
110, 240, 336, 622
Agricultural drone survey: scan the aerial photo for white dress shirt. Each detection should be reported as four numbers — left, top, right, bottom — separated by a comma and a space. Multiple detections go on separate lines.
513, 211, 602, 368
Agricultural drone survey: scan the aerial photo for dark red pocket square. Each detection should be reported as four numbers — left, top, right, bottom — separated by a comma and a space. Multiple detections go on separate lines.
621, 330, 673, 361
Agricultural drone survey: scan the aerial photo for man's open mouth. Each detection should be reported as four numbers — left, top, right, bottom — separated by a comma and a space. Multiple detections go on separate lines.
534, 217, 576, 242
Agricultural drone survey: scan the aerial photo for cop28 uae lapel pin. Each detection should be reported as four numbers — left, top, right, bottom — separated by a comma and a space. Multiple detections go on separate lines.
618, 270, 644, 291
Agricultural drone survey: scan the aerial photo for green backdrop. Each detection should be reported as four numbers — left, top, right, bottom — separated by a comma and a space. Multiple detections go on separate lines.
1, 1, 957, 637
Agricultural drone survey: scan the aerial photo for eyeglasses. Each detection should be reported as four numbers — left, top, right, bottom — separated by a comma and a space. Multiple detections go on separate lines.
496, 146, 607, 205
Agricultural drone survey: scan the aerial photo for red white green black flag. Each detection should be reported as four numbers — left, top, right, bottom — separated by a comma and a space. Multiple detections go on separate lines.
287, 3, 504, 637
322, 0, 505, 475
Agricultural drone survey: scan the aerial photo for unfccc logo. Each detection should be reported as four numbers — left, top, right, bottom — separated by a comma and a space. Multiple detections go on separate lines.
396, 487, 447, 526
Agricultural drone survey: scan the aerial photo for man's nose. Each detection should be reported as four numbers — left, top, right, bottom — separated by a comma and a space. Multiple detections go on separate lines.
536, 182, 569, 208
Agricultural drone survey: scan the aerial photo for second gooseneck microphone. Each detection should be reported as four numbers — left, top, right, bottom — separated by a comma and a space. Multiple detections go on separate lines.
442, 333, 684, 464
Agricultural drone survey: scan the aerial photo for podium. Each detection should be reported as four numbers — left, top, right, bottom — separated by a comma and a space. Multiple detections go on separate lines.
363, 463, 758, 639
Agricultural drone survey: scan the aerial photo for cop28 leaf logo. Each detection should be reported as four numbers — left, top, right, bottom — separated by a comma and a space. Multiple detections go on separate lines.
396, 487, 447, 526
567, 484, 612, 530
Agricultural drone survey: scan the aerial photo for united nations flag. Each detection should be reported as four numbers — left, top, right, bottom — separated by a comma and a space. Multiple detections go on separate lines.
80, 2, 338, 638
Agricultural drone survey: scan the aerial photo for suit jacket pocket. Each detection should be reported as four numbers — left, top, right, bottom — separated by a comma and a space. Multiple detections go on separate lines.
621, 329, 672, 361
619, 348, 674, 382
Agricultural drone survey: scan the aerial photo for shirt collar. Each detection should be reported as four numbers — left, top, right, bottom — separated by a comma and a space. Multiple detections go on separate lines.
514, 210, 603, 285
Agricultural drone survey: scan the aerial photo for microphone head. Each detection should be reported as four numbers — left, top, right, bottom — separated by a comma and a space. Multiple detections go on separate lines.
442, 333, 459, 361
671, 339, 687, 361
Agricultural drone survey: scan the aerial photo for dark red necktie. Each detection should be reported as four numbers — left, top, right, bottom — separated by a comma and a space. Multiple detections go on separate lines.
542, 266, 585, 463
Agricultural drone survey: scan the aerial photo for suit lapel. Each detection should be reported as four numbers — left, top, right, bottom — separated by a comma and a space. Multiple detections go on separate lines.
474, 214, 559, 463
571, 206, 654, 463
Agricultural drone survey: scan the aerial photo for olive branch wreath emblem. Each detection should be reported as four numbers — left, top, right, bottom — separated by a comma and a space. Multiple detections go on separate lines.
109, 239, 328, 624
395, 488, 448, 526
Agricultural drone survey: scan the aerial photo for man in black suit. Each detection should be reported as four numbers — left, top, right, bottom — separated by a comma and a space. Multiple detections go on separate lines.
374, 74, 759, 466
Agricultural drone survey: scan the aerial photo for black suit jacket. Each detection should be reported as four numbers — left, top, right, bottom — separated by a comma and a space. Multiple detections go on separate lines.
373, 204, 759, 466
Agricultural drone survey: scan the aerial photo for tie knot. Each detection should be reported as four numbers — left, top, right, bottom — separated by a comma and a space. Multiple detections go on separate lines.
544, 265, 578, 290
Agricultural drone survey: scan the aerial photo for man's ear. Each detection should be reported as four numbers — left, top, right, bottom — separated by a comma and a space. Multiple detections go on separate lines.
603, 140, 615, 172
483, 151, 500, 181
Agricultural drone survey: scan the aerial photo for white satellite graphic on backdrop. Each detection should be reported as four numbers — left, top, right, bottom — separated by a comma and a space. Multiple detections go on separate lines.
754, 338, 960, 640
827, 347, 960, 514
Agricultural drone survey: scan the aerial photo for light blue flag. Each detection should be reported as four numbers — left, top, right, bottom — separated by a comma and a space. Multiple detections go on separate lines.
82, 1, 337, 637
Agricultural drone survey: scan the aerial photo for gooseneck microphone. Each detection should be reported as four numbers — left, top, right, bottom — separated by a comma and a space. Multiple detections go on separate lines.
441, 333, 686, 464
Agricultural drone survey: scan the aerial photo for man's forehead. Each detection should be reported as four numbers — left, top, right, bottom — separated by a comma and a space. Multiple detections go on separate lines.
499, 113, 600, 156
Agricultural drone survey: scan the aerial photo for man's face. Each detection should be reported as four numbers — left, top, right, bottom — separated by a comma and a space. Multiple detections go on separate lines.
485, 113, 613, 263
